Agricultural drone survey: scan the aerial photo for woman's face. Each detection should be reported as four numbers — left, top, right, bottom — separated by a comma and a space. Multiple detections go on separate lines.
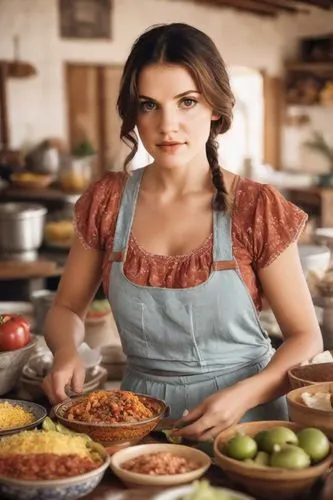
136, 63, 217, 170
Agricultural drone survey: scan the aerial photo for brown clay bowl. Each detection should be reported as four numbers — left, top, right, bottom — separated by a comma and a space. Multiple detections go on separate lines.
214, 420, 333, 500
288, 363, 333, 390
287, 382, 333, 440
53, 390, 169, 446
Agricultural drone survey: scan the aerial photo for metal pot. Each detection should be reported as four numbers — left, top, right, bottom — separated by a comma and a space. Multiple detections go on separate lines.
0, 202, 47, 256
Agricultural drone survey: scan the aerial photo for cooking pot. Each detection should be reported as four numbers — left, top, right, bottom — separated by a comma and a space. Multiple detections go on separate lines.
0, 203, 47, 256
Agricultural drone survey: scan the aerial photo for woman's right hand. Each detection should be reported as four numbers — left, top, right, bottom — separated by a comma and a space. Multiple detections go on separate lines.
42, 347, 85, 404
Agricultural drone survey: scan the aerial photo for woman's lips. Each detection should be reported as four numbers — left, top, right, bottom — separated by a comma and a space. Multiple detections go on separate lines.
157, 143, 185, 153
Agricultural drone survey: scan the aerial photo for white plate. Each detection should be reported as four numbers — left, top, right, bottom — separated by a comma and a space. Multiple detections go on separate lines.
153, 483, 254, 500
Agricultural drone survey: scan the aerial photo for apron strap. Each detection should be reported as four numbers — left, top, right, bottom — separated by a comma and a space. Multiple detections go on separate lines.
213, 210, 233, 262
211, 259, 237, 271
109, 251, 124, 263
212, 175, 239, 265
112, 168, 144, 255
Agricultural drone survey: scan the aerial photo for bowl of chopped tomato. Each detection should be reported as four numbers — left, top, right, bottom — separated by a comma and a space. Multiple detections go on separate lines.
0, 426, 110, 500
109, 443, 211, 489
53, 389, 169, 446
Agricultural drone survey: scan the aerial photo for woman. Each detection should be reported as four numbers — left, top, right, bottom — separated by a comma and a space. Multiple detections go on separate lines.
42, 23, 322, 441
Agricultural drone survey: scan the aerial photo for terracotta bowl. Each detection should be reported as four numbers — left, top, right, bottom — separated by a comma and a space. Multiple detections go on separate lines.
110, 443, 211, 489
214, 420, 333, 500
288, 363, 333, 390
287, 382, 333, 440
53, 391, 169, 446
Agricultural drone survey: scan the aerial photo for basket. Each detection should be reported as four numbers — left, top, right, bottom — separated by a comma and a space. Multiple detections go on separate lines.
288, 362, 333, 390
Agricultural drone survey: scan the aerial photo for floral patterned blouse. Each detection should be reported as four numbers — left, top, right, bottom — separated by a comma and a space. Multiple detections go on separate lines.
74, 171, 307, 311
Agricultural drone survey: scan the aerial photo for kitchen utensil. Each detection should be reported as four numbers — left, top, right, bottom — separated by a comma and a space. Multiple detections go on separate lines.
0, 37, 37, 166
0, 203, 47, 259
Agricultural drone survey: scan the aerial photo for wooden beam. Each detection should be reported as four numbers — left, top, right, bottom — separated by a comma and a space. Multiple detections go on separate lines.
213, 0, 280, 16
295, 0, 333, 8
260, 0, 309, 13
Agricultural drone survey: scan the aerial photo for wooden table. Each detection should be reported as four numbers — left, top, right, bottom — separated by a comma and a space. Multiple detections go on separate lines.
82, 463, 231, 500
78, 431, 329, 500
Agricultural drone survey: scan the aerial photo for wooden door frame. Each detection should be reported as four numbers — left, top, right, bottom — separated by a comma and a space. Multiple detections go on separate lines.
65, 62, 123, 177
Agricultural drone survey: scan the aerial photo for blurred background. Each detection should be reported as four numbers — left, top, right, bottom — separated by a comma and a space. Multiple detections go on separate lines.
0, 0, 333, 400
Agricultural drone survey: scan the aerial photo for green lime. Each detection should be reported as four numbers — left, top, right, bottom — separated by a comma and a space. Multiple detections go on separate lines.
271, 444, 311, 470
225, 433, 258, 460
261, 427, 298, 453
297, 427, 330, 464
254, 430, 269, 451
254, 451, 270, 466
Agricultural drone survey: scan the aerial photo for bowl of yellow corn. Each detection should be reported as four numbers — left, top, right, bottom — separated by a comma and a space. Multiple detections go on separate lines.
0, 398, 47, 437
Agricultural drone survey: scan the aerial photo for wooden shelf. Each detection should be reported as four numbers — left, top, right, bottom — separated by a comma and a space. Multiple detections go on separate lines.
1, 186, 80, 203
286, 62, 333, 73
0, 259, 63, 280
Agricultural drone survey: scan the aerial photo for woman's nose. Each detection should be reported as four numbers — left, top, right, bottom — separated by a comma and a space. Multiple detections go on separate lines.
159, 108, 179, 134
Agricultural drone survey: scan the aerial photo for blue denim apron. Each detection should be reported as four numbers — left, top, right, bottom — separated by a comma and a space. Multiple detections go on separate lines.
108, 168, 288, 420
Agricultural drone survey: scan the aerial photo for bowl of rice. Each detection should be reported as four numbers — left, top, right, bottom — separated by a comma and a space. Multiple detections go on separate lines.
0, 399, 47, 436
0, 426, 110, 500
53, 389, 169, 446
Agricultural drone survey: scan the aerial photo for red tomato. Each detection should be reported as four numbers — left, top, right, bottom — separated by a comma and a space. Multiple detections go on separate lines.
0, 314, 31, 351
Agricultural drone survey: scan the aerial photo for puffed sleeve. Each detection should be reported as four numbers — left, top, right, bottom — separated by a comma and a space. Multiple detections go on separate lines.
74, 172, 127, 251
252, 184, 308, 269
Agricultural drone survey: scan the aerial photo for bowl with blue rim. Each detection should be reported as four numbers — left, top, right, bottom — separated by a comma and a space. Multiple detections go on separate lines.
0, 398, 47, 437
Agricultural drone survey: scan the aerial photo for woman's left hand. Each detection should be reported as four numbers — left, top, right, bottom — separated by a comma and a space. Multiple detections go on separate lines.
172, 383, 252, 441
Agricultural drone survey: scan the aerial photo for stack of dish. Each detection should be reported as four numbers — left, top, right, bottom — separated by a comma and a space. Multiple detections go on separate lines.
17, 346, 107, 401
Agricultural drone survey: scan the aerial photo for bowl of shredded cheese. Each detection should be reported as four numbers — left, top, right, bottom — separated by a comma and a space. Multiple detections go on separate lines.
0, 399, 47, 436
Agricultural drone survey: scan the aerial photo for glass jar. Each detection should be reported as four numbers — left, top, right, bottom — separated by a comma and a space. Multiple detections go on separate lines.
59, 155, 94, 194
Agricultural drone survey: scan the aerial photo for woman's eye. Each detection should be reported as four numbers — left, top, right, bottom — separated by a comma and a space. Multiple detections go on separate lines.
139, 101, 156, 112
181, 98, 197, 108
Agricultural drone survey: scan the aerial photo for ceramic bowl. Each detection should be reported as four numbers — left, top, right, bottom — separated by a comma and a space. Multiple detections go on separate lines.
153, 483, 254, 500
0, 336, 38, 395
110, 443, 211, 489
287, 381, 333, 440
0, 398, 47, 437
53, 391, 169, 446
214, 420, 333, 500
10, 172, 54, 189
0, 450, 110, 500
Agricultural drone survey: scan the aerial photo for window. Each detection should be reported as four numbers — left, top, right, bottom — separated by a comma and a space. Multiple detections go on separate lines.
218, 67, 264, 174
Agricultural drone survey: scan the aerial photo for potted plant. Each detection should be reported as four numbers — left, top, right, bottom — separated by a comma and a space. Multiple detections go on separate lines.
303, 131, 333, 187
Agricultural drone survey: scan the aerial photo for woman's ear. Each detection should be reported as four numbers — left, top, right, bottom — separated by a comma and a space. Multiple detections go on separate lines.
212, 112, 221, 121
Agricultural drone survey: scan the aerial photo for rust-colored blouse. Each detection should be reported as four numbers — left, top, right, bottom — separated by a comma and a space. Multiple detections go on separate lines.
74, 172, 307, 311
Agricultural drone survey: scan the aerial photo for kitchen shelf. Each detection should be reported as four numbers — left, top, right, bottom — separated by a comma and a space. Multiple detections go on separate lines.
286, 62, 333, 73
1, 186, 80, 204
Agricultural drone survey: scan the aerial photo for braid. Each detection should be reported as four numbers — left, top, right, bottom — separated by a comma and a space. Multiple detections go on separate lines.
206, 136, 228, 212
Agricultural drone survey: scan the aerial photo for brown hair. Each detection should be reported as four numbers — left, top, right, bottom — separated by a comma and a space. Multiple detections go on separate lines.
117, 23, 235, 211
